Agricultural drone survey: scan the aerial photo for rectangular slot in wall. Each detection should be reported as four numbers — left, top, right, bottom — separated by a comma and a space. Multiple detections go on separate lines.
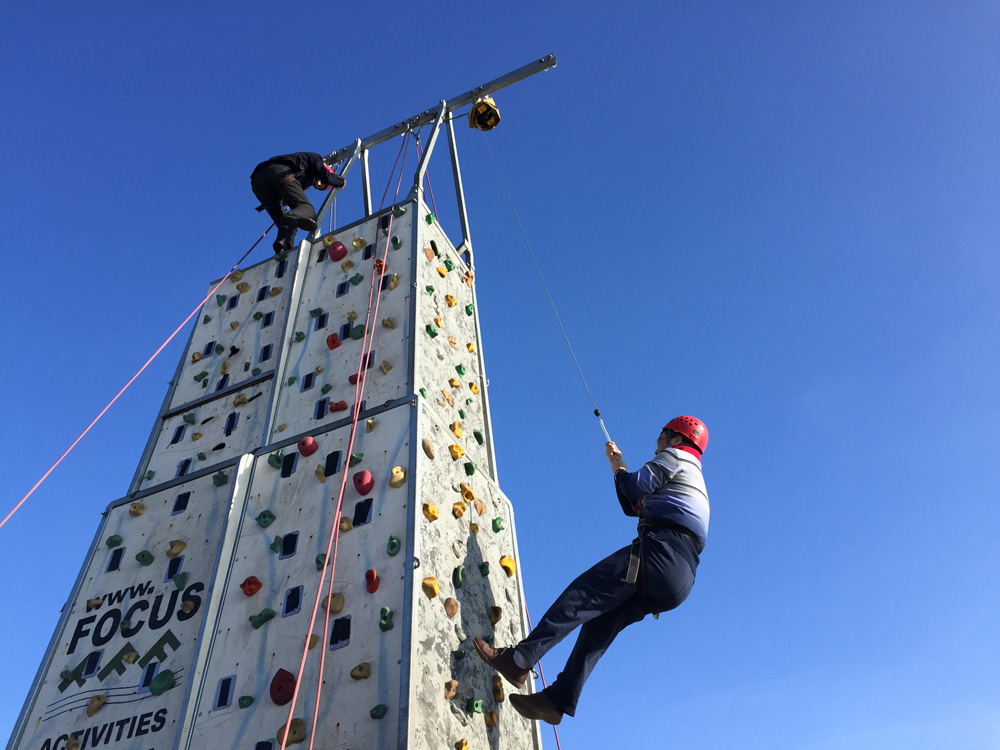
172, 492, 190, 514
329, 615, 351, 650
352, 498, 373, 527
283, 586, 303, 617
213, 675, 236, 709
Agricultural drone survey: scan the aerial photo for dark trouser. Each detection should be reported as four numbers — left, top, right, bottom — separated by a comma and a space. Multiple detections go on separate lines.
250, 162, 317, 250
515, 527, 698, 716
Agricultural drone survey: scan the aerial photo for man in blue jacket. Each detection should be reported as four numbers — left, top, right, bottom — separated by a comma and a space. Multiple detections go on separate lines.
251, 152, 346, 256
475, 416, 710, 724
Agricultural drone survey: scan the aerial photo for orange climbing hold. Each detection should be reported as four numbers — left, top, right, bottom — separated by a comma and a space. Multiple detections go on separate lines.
240, 576, 262, 596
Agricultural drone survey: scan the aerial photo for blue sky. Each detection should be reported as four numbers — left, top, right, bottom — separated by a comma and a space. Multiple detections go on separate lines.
2, 2, 999, 748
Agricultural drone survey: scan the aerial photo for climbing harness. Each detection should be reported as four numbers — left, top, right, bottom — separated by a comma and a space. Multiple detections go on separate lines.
480, 131, 612, 443
1, 226, 274, 532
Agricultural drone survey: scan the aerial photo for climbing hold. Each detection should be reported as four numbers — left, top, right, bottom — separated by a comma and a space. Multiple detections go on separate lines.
351, 662, 371, 680
230, 270, 244, 282
392, 205, 407, 217
426, 212, 436, 224
269, 287, 283, 298
455, 364, 466, 376
434, 316, 443, 328
315, 465, 327, 483
191, 351, 203, 363
148, 670, 176, 696
388, 273, 399, 290
499, 556, 516, 577
444, 679, 459, 699
350, 325, 365, 340
348, 373, 360, 385
445, 294, 457, 308
474, 497, 486, 516
240, 576, 262, 596
314, 553, 327, 571
267, 451, 284, 469
387, 535, 400, 556
365, 569, 381, 594
128, 502, 145, 517
449, 445, 465, 460
196, 452, 207, 461
492, 518, 504, 533
86, 695, 107, 717
308, 634, 320, 651
444, 259, 456, 271
220, 361, 231, 376
470, 522, 479, 534
379, 607, 394, 632
453, 650, 465, 660
327, 241, 348, 262
426, 324, 438, 338
216, 295, 227, 307
182, 412, 196, 425
466, 698, 483, 714
202, 315, 211, 324
465, 304, 475, 316
391, 236, 402, 250
339, 518, 353, 533
252, 368, 261, 376
473, 430, 484, 446
437, 266, 448, 278
253, 311, 264, 321
144, 470, 155, 481
426, 285, 435, 295
469, 382, 480, 395
464, 462, 477, 476
467, 342, 476, 353
233, 394, 248, 406
367, 418, 377, 433
453, 565, 466, 589
320, 383, 332, 395
286, 375, 297, 387
135, 551, 154, 566
485, 711, 499, 727
213, 471, 228, 486
459, 483, 475, 502
419, 387, 427, 398
449, 378, 461, 388
171, 572, 188, 591
444, 598, 459, 618
329, 400, 348, 413
490, 606, 503, 626
374, 257, 386, 274
371, 704, 389, 720
191, 431, 203, 441
422, 438, 435, 459
276, 718, 306, 746
353, 470, 374, 494
348, 273, 364, 287
193, 371, 209, 382
238, 696, 254, 709
166, 540, 186, 558
479, 562, 490, 576
382, 317, 395, 329
455, 741, 468, 750
423, 247, 435, 262
389, 466, 406, 487
269, 668, 296, 706
442, 390, 455, 407
352, 237, 366, 250
236, 282, 251, 294
87, 598, 102, 610
180, 600, 195, 613
341, 260, 355, 273
422, 577, 440, 598
350, 453, 364, 466
448, 336, 457, 348
380, 360, 392, 374
452, 501, 467, 518
326, 333, 341, 350
309, 307, 324, 319
422, 502, 439, 522
298, 436, 318, 457
322, 593, 345, 614
451, 421, 463, 437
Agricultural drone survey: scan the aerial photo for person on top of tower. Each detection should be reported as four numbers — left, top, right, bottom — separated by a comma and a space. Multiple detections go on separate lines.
251, 152, 346, 256
475, 416, 710, 725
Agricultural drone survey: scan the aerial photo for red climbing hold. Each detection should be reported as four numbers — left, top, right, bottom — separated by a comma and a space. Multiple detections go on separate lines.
353, 470, 374, 495
329, 401, 348, 413
349, 373, 360, 385
374, 258, 386, 274
365, 569, 381, 594
298, 436, 318, 457
327, 333, 341, 350
269, 668, 297, 706
327, 241, 348, 262
240, 576, 262, 596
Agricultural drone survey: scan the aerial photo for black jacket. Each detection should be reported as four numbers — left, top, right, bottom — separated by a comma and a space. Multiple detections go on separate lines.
254, 152, 329, 187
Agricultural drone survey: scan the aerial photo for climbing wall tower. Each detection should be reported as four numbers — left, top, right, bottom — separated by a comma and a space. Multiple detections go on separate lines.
8, 55, 556, 750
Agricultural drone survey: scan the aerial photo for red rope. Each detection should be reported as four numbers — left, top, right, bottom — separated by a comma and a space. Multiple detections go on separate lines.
525, 606, 564, 750
0, 228, 272, 532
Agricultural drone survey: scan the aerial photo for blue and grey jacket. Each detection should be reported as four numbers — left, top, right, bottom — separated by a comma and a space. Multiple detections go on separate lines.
614, 447, 710, 551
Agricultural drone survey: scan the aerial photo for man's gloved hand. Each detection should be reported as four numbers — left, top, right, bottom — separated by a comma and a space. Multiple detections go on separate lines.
606, 441, 626, 472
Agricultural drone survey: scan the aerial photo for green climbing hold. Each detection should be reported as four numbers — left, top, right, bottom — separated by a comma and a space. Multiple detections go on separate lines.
425, 324, 438, 338
309, 307, 324, 318
213, 471, 229, 487
269, 535, 282, 553
349, 452, 364, 467
253, 311, 263, 321
249, 608, 276, 629
349, 273, 364, 286
321, 383, 332, 394
479, 562, 490, 576
453, 565, 466, 589
392, 205, 407, 217
379, 607, 394, 632
216, 295, 227, 307
350, 325, 365, 340
252, 367, 261, 376
203, 315, 211, 324
466, 698, 483, 714
135, 551, 154, 566
267, 451, 284, 469
193, 371, 209, 382
465, 304, 475, 316
455, 364, 466, 376
464, 461, 477, 476
391, 236, 402, 250
256, 510, 276, 527
287, 375, 297, 386
215, 344, 224, 355
473, 430, 484, 445
197, 452, 207, 461
492, 517, 504, 533
370, 704, 389, 720
149, 670, 176, 696
172, 573, 188, 590
419, 387, 427, 398
452, 649, 465, 660
444, 259, 456, 271
430, 240, 439, 255
106, 535, 122, 549
425, 213, 435, 224
382, 226, 389, 236
144, 470, 155, 481
238, 696, 254, 709
459, 409, 466, 419
183, 413, 196, 425
60, 670, 74, 682
120, 620, 132, 633
483, 634, 494, 646
315, 554, 327, 571
387, 535, 400, 556
425, 285, 435, 296
466, 398, 474, 405
294, 331, 305, 342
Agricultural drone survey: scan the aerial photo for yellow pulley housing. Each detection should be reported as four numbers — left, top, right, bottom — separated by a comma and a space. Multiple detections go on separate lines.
468, 96, 501, 131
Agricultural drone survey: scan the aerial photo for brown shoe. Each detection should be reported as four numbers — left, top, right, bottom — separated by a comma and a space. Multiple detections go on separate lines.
510, 692, 563, 725
473, 637, 529, 689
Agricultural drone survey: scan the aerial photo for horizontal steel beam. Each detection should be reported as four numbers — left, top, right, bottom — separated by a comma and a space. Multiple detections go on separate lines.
326, 54, 557, 164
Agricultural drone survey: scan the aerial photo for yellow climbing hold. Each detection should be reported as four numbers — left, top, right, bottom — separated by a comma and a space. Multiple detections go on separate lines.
87, 598, 102, 610
388, 273, 399, 290
236, 282, 251, 294
367, 418, 377, 433
340, 518, 354, 532
347, 311, 358, 322
470, 522, 479, 535
66, 739, 79, 750
452, 501, 467, 518
387, 466, 407, 488
490, 606, 502, 625
469, 382, 480, 394
315, 465, 327, 483
352, 237, 366, 250
166, 540, 186, 558
229, 270, 244, 282
276, 718, 306, 746
86, 695, 107, 717
351, 662, 371, 680
233, 394, 248, 406
191, 432, 202, 441
308, 634, 320, 650
422, 502, 439, 522
277, 424, 287, 432
230, 321, 240, 331
180, 600, 196, 613
220, 361, 230, 374
421, 577, 440, 598
445, 294, 457, 308
191, 351, 202, 363
459, 483, 475, 502
449, 445, 465, 460
451, 421, 462, 437
455, 741, 468, 750
449, 378, 461, 388
322, 593, 345, 614
499, 556, 516, 577
269, 287, 283, 298
380, 361, 392, 375
129, 503, 145, 517
485, 711, 499, 727
436, 266, 448, 278
341, 260, 355, 273
382, 317, 395, 329
492, 674, 505, 701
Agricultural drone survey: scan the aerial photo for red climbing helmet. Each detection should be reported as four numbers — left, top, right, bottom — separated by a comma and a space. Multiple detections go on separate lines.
663, 416, 709, 454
